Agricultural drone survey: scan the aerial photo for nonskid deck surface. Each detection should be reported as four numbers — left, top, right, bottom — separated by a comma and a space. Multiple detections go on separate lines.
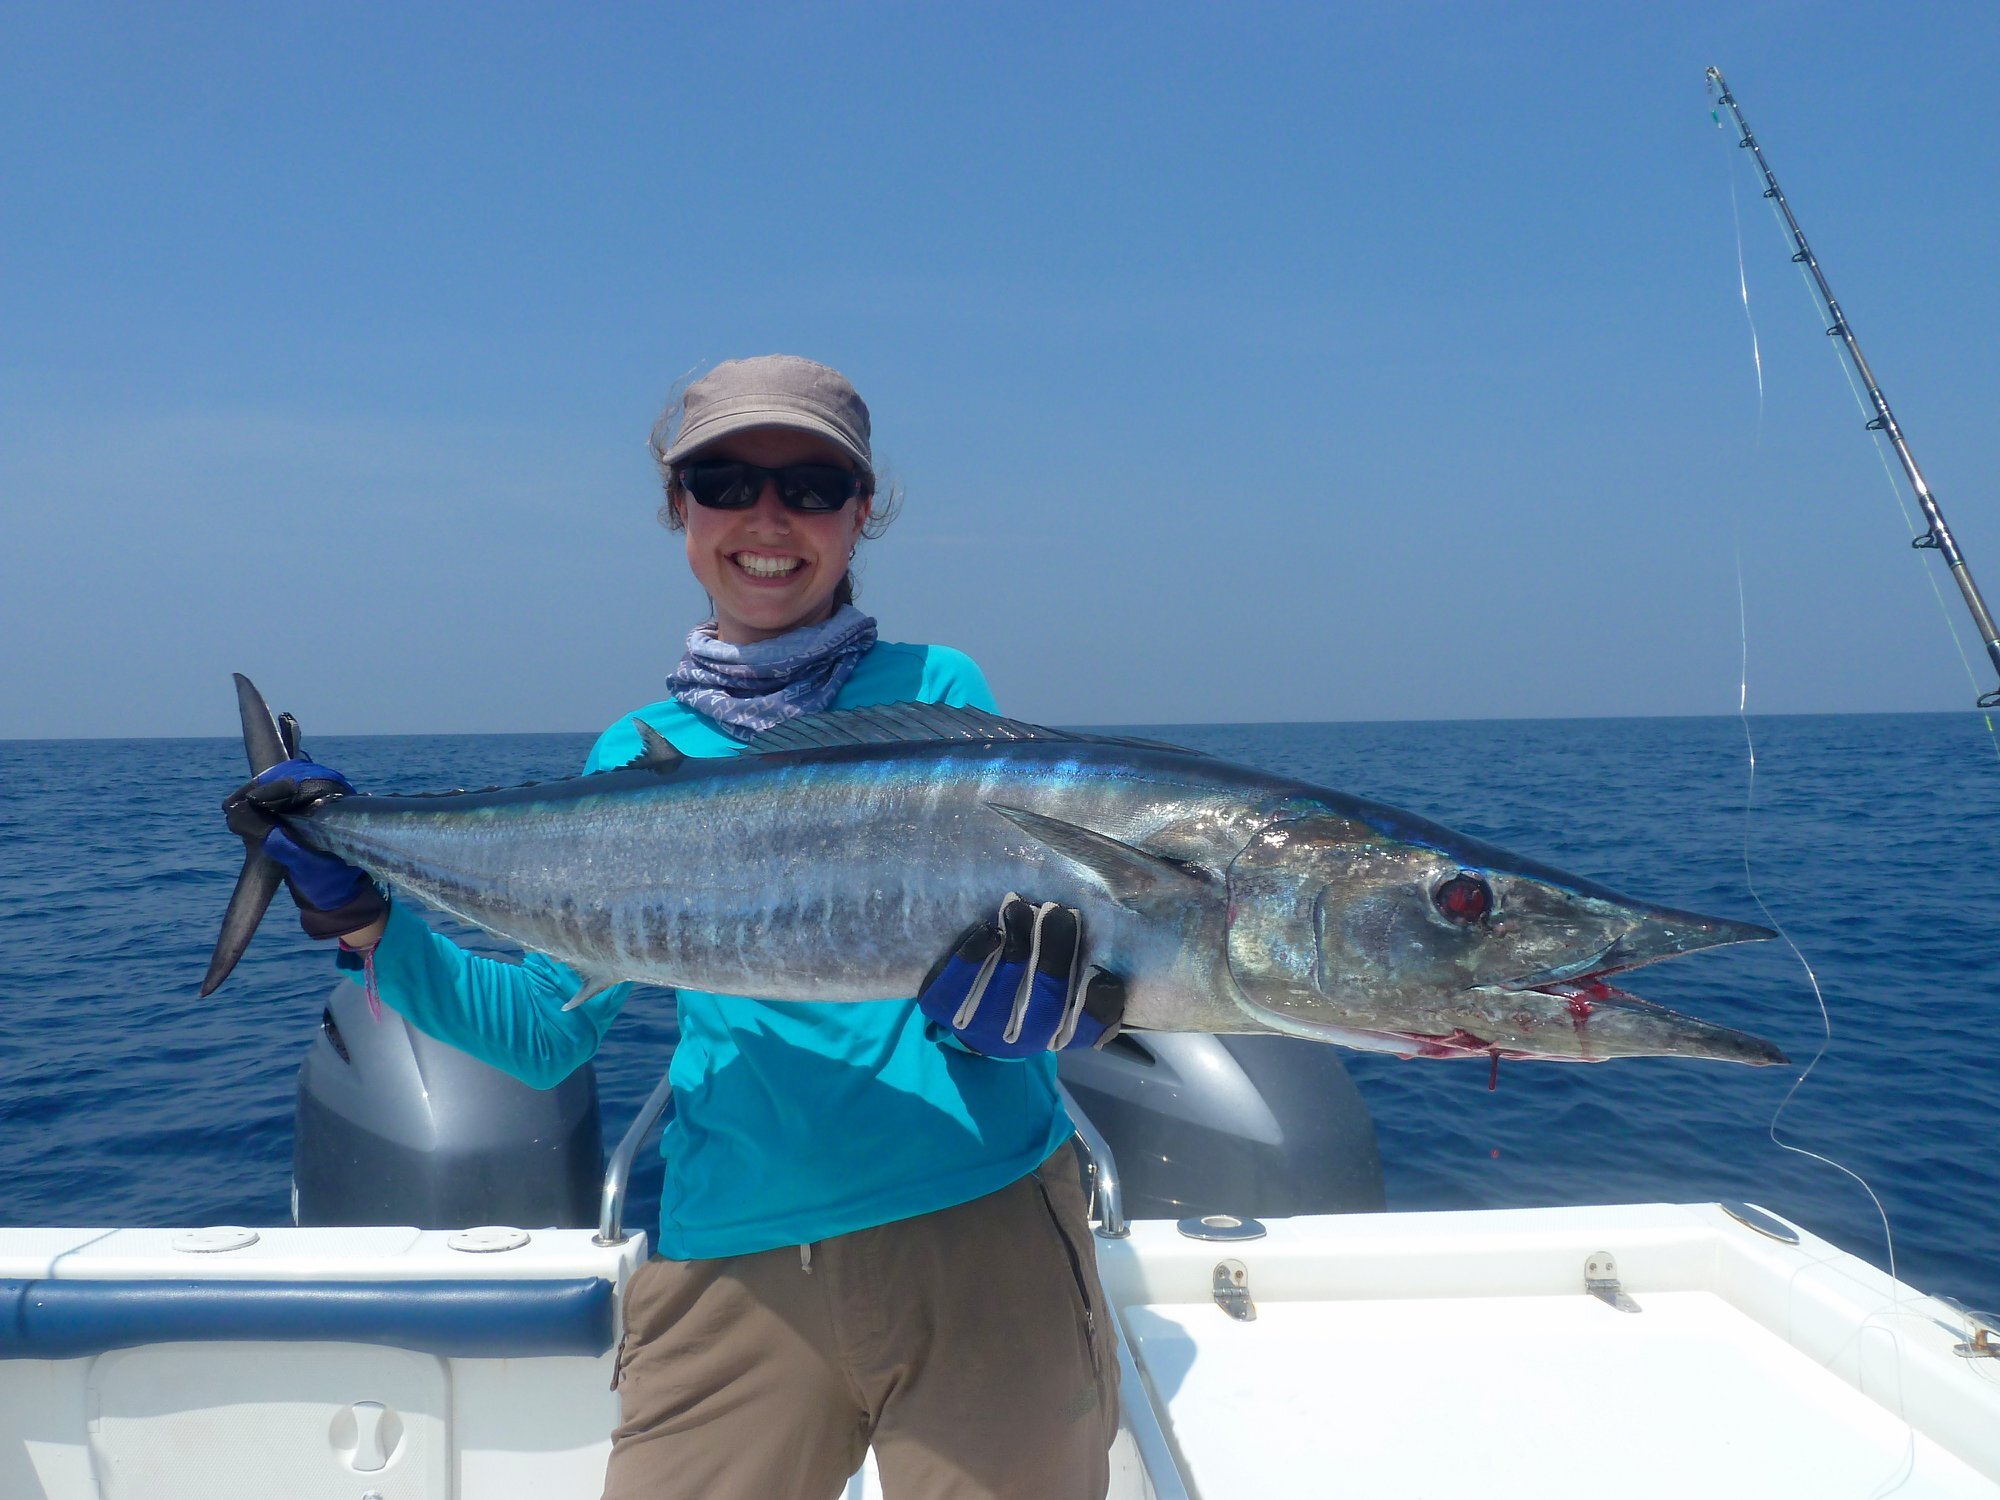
4, 1206, 1997, 1499
1092, 1202, 2000, 1500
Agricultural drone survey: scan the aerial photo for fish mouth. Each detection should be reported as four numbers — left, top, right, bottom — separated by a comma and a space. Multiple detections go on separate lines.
1401, 908, 1788, 1067
1399, 973, 1790, 1067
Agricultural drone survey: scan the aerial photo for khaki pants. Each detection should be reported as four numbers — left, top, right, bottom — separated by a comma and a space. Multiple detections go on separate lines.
602, 1143, 1119, 1500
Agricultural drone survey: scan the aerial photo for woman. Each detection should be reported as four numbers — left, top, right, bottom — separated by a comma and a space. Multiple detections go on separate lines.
227, 355, 1124, 1500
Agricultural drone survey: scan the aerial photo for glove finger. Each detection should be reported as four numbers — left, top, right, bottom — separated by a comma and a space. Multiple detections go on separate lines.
245, 777, 306, 809
253, 757, 352, 787
918, 917, 1002, 998
1000, 902, 1064, 1045
248, 779, 353, 814
997, 893, 1036, 963
1083, 969, 1126, 1030
1031, 904, 1081, 983
954, 915, 1003, 966
224, 795, 279, 842
1057, 968, 1128, 1050
250, 759, 356, 804
917, 916, 1008, 1032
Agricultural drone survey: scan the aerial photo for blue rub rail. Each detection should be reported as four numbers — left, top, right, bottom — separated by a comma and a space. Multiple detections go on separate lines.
1, 1276, 616, 1360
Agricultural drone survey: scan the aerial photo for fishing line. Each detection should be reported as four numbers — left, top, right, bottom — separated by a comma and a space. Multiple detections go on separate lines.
1716, 109, 1901, 1256
1718, 110, 1916, 1495
1732, 599, 1916, 1497
1730, 567, 1900, 1294
1728, 175, 1765, 432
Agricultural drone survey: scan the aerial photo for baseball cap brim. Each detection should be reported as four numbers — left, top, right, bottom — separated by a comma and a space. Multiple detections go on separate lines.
660, 404, 872, 475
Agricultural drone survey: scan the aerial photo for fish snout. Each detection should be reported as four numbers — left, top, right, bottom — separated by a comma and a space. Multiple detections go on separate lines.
1592, 908, 1778, 975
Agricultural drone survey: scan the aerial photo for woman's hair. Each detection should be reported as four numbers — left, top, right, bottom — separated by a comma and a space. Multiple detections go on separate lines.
648, 388, 902, 606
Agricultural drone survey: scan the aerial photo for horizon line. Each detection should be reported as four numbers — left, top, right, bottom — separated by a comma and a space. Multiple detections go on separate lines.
1, 704, 1987, 746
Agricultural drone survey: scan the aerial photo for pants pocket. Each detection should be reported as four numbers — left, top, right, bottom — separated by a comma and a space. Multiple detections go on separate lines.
1030, 1145, 1105, 1371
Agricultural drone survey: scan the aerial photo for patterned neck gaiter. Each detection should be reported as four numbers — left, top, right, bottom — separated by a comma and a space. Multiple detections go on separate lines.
667, 604, 879, 740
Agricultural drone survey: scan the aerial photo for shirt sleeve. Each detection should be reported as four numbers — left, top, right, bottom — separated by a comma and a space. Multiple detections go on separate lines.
920, 646, 1000, 712
336, 722, 639, 1089
342, 903, 627, 1088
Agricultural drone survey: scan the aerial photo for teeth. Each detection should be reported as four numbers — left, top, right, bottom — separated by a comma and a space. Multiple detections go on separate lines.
735, 554, 802, 578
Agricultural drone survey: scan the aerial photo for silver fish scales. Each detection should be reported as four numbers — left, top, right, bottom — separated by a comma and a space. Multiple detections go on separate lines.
205, 677, 1785, 1067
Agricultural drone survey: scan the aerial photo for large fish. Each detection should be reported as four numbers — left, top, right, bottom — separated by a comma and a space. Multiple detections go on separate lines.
205, 675, 1786, 1066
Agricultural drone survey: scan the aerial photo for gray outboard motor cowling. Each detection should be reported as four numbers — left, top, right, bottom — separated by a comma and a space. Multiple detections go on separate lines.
294, 983, 603, 1229
1058, 1032, 1384, 1218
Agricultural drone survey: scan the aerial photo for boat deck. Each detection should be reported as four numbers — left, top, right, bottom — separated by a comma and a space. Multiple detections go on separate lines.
1089, 1202, 2000, 1500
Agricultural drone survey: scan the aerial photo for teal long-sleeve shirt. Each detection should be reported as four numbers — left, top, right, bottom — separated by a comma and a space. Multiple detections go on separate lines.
344, 641, 1072, 1259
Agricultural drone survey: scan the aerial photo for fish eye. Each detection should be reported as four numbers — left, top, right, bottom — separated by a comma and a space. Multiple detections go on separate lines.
1433, 872, 1493, 926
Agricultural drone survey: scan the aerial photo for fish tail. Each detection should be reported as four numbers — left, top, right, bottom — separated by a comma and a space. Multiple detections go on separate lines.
198, 674, 294, 997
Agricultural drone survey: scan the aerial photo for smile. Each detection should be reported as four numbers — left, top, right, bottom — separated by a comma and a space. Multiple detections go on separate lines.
732, 553, 804, 579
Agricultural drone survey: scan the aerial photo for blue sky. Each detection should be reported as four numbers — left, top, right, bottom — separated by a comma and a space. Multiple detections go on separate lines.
4, 2, 1998, 737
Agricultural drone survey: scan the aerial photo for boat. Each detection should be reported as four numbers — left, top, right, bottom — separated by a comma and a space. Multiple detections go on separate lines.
6, 981, 1997, 1499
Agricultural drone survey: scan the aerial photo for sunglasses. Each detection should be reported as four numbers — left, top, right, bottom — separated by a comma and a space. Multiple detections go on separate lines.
675, 460, 867, 514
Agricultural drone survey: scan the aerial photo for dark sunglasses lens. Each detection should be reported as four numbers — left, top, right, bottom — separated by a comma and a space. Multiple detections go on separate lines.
680, 462, 755, 509
779, 465, 861, 512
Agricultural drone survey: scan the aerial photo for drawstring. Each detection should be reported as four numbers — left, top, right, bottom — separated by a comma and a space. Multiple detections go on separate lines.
340, 936, 383, 1021
799, 1243, 813, 1274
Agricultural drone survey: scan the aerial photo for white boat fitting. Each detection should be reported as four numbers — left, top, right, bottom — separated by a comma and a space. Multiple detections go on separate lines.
5, 1071, 1997, 1499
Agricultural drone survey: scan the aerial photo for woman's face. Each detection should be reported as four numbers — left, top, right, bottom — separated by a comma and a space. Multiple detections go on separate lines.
677, 426, 872, 644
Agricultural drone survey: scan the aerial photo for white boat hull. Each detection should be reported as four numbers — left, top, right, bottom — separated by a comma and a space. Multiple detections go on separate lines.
4, 1203, 1996, 1498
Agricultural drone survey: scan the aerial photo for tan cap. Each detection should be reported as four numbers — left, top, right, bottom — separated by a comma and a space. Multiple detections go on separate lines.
658, 355, 873, 475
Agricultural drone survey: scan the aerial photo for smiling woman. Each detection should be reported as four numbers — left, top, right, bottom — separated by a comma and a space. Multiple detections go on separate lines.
216, 354, 1129, 1500
670, 427, 871, 643
651, 357, 903, 643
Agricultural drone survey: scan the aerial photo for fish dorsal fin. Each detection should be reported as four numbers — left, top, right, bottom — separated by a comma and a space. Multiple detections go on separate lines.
740, 703, 1081, 755
622, 718, 684, 771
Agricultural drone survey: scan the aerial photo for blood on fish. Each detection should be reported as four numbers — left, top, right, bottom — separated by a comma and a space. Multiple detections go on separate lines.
1406, 1028, 1491, 1059
1565, 994, 1592, 1047
1553, 978, 1615, 1045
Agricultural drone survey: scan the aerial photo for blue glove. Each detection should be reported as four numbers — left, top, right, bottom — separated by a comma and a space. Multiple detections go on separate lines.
223, 758, 387, 939
918, 894, 1126, 1058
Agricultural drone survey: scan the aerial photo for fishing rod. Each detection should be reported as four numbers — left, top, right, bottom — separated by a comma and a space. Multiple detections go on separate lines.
1707, 65, 2000, 709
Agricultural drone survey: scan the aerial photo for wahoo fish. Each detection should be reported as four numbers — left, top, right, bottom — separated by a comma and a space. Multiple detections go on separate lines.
205, 675, 1786, 1067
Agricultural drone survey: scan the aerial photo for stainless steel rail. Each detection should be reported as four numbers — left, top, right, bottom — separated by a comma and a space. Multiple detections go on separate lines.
1057, 1080, 1129, 1239
594, 1073, 1129, 1245
593, 1072, 676, 1246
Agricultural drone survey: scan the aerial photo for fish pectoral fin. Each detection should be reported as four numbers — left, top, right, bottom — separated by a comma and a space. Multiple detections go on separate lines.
560, 974, 624, 1012
985, 802, 1207, 908
623, 718, 684, 772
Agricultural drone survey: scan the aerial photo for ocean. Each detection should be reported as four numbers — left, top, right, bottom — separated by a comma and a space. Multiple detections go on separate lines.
2, 713, 1994, 1316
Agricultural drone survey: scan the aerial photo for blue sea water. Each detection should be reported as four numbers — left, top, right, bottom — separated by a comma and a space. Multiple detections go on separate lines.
2, 714, 1994, 1316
